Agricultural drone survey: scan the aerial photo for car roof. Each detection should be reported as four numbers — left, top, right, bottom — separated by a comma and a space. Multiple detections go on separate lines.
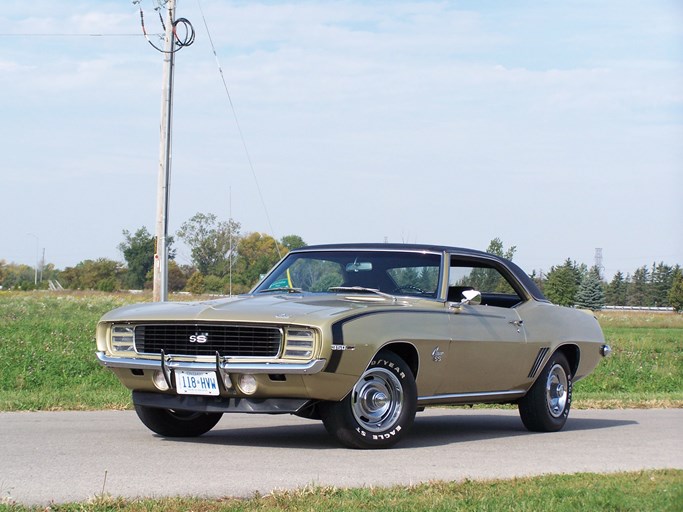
298, 242, 489, 256
293, 243, 548, 302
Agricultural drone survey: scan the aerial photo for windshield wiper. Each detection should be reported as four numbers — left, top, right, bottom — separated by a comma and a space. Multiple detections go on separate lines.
257, 287, 303, 294
328, 286, 396, 300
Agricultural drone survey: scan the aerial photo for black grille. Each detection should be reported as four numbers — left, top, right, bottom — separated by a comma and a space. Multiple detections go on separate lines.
134, 324, 282, 357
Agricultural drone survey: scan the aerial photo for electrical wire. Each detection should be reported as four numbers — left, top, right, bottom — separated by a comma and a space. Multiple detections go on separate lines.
196, 0, 282, 259
0, 33, 143, 37
135, 0, 195, 53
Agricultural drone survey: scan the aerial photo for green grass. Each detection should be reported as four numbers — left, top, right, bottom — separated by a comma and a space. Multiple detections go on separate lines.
1, 470, 681, 511
573, 311, 683, 407
1, 296, 680, 511
0, 292, 682, 411
0, 292, 136, 410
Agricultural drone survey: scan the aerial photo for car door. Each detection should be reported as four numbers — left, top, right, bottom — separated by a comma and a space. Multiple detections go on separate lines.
439, 303, 528, 394
436, 259, 534, 395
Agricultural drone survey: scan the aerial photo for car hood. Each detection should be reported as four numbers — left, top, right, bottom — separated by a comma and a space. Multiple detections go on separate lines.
99, 293, 421, 326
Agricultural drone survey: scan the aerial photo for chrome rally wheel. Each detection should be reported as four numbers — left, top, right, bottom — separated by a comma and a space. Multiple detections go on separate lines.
351, 367, 404, 433
518, 351, 573, 432
320, 350, 417, 449
546, 363, 569, 418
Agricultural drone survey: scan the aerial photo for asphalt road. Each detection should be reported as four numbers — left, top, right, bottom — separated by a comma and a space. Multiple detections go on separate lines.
1, 408, 681, 505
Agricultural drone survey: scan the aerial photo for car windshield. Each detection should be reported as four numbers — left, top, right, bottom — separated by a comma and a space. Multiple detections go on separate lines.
254, 250, 443, 298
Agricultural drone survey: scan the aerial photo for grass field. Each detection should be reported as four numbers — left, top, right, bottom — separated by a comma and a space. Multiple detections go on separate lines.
1, 470, 681, 511
0, 291, 681, 411
1, 292, 680, 511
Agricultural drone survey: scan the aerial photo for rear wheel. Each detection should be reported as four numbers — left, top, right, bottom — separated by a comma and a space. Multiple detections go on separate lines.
319, 351, 417, 449
518, 352, 572, 432
134, 404, 222, 437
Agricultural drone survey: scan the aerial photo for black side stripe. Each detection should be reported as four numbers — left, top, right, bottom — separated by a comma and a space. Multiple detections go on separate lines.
324, 309, 450, 373
528, 347, 550, 378
325, 322, 345, 373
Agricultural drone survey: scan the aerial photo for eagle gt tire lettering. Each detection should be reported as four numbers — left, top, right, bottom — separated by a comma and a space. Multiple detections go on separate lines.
320, 350, 417, 449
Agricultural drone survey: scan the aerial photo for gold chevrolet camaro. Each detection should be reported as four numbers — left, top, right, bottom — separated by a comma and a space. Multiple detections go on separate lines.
96, 244, 610, 449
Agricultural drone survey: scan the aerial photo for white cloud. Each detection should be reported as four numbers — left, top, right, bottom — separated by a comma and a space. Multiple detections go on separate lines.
0, 0, 681, 271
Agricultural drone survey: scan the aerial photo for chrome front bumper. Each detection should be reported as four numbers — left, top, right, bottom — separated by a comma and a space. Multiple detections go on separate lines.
96, 351, 327, 375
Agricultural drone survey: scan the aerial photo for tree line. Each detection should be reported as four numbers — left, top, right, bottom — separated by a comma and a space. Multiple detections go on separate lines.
1, 224, 682, 312
535, 258, 682, 311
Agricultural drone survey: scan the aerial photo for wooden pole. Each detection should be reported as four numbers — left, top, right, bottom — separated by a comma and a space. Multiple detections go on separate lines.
153, 0, 176, 302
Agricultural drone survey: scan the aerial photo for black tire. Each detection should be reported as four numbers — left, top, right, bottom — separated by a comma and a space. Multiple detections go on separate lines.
134, 404, 222, 437
319, 351, 417, 449
518, 352, 572, 432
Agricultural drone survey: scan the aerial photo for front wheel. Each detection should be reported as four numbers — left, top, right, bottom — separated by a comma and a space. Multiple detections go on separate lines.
319, 351, 417, 449
518, 352, 572, 432
134, 404, 223, 437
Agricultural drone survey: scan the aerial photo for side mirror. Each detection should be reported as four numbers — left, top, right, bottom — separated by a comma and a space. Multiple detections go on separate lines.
461, 289, 482, 305
450, 289, 482, 312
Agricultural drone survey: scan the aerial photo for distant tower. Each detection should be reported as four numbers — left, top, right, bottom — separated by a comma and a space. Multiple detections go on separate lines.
594, 248, 603, 275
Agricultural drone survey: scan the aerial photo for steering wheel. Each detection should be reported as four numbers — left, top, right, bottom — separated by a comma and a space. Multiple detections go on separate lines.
393, 285, 426, 295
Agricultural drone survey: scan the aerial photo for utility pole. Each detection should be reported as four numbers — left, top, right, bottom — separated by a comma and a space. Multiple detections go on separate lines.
27, 233, 38, 286
153, 0, 176, 302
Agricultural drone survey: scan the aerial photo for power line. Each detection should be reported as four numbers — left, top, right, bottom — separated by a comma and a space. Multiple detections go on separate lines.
196, 0, 282, 259
0, 33, 145, 37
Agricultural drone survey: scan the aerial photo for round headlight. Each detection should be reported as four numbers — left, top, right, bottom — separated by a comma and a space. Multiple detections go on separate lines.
238, 374, 258, 395
153, 370, 169, 391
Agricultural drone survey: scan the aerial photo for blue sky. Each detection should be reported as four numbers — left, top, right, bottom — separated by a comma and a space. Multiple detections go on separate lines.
1, 0, 681, 278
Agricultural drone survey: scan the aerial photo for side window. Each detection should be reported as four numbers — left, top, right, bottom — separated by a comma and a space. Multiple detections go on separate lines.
448, 261, 522, 307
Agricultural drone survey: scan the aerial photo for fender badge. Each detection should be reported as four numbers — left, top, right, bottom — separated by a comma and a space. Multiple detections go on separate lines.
432, 347, 444, 362
331, 345, 355, 351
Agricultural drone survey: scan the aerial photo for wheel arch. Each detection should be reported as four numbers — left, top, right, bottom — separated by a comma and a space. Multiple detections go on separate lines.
378, 341, 419, 380
555, 343, 580, 378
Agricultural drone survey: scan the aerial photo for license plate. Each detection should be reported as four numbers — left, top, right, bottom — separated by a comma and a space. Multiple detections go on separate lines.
175, 370, 219, 396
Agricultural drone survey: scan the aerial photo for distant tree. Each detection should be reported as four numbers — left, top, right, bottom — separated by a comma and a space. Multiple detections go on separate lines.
185, 271, 206, 295
167, 261, 189, 292
0, 261, 36, 290
60, 258, 124, 291
280, 234, 306, 251
650, 262, 675, 307
118, 227, 174, 289
234, 232, 284, 289
575, 266, 605, 310
177, 213, 241, 277
627, 266, 650, 306
605, 271, 628, 306
203, 275, 223, 294
485, 237, 517, 260
668, 268, 683, 312
544, 259, 583, 306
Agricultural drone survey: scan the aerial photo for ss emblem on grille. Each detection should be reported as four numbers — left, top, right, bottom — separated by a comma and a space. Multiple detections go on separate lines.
189, 332, 209, 344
